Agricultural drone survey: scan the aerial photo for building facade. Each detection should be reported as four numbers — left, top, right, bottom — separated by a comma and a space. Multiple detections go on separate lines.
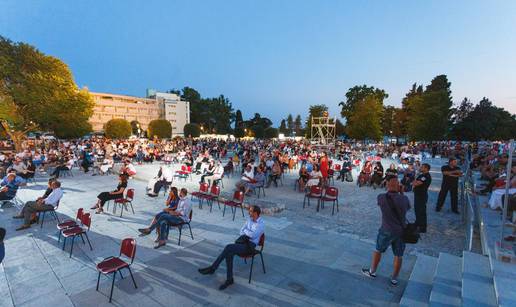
89, 90, 190, 137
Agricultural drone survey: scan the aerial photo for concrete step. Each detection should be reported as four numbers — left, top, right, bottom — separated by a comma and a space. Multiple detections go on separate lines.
429, 252, 462, 307
462, 251, 497, 307
400, 254, 438, 307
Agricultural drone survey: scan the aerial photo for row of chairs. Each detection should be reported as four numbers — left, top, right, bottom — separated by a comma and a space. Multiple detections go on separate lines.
191, 183, 246, 221
303, 186, 340, 215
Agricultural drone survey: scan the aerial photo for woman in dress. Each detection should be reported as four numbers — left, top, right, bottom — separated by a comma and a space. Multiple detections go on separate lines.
306, 164, 322, 188
91, 174, 128, 214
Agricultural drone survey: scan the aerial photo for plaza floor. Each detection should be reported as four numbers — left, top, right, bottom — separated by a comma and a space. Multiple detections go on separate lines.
0, 159, 464, 306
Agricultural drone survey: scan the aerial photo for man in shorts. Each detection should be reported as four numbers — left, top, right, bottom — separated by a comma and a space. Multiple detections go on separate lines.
362, 176, 411, 285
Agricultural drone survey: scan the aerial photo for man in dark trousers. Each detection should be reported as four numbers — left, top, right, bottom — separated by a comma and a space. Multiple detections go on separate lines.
436, 158, 462, 214
413, 163, 432, 232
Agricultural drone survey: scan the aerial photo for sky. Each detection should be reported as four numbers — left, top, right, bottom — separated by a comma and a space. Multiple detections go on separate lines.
1, 0, 515, 125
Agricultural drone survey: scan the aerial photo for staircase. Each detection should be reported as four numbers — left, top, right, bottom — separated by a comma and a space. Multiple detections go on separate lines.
400, 251, 497, 307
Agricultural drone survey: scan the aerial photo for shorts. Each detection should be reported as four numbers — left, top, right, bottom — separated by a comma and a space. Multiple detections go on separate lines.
375, 228, 405, 257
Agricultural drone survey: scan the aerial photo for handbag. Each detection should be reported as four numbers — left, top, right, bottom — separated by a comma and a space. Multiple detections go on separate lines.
385, 193, 420, 244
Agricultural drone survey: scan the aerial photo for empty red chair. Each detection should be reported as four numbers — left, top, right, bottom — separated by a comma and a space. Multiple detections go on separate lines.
320, 187, 339, 215
223, 190, 245, 221
201, 184, 221, 212
237, 233, 266, 283
61, 212, 93, 257
96, 238, 138, 303
113, 188, 135, 218
57, 208, 83, 242
191, 183, 210, 208
303, 185, 322, 209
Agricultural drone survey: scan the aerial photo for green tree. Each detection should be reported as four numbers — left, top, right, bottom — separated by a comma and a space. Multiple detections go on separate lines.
286, 114, 294, 136
382, 105, 401, 136
335, 119, 346, 137
0, 36, 94, 147
104, 119, 131, 139
130, 120, 140, 135
346, 95, 383, 141
339, 85, 388, 120
234, 109, 243, 129
305, 104, 329, 137
251, 125, 265, 138
183, 123, 201, 137
294, 114, 303, 136
407, 75, 453, 141
148, 119, 172, 139
279, 119, 287, 134
181, 87, 202, 124
264, 127, 279, 139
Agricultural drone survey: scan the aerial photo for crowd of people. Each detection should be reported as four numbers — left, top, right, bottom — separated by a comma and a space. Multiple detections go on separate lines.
0, 136, 514, 289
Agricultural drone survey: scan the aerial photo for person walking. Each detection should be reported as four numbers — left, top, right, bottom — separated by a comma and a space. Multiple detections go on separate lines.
435, 158, 462, 214
413, 163, 432, 233
362, 177, 410, 286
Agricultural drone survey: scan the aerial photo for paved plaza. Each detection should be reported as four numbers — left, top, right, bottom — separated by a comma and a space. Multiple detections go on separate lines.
0, 159, 465, 306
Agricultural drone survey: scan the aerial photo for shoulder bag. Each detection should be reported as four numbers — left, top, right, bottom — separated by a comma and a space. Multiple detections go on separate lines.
385, 193, 420, 244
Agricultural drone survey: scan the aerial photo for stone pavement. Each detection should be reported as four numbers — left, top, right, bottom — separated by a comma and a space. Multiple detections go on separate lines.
0, 158, 463, 306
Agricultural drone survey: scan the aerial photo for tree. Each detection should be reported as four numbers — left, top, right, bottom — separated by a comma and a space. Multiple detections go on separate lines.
183, 123, 201, 137
450, 97, 516, 141
104, 119, 131, 139
234, 109, 243, 129
264, 127, 279, 139
450, 97, 474, 125
305, 104, 329, 137
346, 95, 383, 141
407, 75, 453, 141
181, 87, 202, 124
286, 114, 294, 136
339, 85, 388, 120
278, 119, 287, 134
294, 114, 303, 136
251, 125, 265, 138
0, 36, 94, 148
382, 105, 401, 136
335, 119, 346, 137
148, 119, 172, 139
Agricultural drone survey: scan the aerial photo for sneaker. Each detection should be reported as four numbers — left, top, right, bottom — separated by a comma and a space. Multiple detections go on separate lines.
361, 268, 376, 278
390, 278, 399, 286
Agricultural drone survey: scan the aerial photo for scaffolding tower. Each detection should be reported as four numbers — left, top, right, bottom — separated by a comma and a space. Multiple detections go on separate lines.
310, 113, 336, 147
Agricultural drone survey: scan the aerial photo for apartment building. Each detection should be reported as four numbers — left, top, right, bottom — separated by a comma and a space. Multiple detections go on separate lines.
89, 90, 190, 136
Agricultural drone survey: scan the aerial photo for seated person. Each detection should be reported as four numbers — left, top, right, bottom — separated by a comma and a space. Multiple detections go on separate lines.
120, 160, 137, 177
200, 160, 216, 183
235, 164, 254, 191
370, 162, 384, 189
223, 160, 234, 175
0, 172, 23, 201
139, 187, 180, 241
306, 164, 322, 188
147, 166, 174, 197
202, 161, 224, 186
91, 174, 128, 214
266, 160, 282, 188
13, 180, 63, 231
140, 188, 192, 249
336, 158, 352, 182
198, 205, 264, 290
298, 166, 309, 192
358, 161, 372, 187
245, 166, 265, 195
9, 158, 31, 179
99, 157, 114, 175
50, 156, 74, 178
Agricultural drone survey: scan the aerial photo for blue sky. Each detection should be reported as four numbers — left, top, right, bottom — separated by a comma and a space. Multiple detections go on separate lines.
1, 0, 515, 124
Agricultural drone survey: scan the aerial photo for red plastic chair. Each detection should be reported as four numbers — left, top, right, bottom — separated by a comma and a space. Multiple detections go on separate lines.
61, 212, 93, 257
223, 190, 245, 221
96, 238, 137, 303
238, 233, 266, 283
334, 164, 342, 172
113, 188, 135, 218
191, 183, 210, 208
320, 187, 339, 215
201, 184, 221, 212
57, 208, 83, 242
38, 200, 61, 228
303, 185, 322, 209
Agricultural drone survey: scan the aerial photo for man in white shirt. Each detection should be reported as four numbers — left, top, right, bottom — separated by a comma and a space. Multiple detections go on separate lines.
147, 166, 174, 197
235, 164, 254, 191
14, 180, 63, 231
198, 205, 265, 290
153, 188, 192, 249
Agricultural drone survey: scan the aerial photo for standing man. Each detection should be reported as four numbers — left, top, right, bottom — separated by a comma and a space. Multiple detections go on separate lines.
413, 163, 432, 233
362, 177, 411, 286
198, 205, 265, 290
436, 158, 462, 214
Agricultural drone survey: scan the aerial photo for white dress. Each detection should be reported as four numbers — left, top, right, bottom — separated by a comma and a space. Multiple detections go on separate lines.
306, 171, 322, 187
